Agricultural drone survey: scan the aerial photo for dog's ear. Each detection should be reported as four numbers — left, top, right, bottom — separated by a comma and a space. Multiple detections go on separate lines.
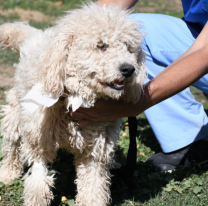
38, 31, 72, 96
0, 22, 38, 52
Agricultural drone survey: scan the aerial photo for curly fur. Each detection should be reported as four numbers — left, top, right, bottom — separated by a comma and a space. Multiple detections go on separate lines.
0, 3, 145, 206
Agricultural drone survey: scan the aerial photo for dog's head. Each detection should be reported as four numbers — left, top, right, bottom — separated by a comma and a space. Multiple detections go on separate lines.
66, 4, 145, 102
33, 4, 146, 102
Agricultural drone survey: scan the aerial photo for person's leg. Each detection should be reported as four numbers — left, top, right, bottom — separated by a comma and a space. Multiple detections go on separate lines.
129, 13, 208, 170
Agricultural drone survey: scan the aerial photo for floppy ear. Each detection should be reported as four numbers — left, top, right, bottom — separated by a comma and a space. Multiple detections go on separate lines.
0, 22, 38, 52
38, 31, 72, 96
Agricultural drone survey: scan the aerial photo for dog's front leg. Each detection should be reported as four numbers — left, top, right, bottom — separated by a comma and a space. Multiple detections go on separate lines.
0, 103, 23, 184
24, 161, 54, 206
74, 152, 111, 206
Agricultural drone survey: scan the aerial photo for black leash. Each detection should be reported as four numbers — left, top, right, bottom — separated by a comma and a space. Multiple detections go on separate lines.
110, 116, 138, 191
125, 116, 137, 190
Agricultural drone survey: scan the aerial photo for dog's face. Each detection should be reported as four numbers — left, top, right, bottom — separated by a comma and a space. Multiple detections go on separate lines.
40, 4, 146, 102
66, 27, 144, 100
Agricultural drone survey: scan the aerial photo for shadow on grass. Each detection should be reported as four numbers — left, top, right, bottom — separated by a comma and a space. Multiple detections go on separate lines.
50, 150, 76, 206
31, 117, 208, 205
48, 118, 161, 205
110, 117, 208, 205
136, 118, 162, 154
49, 118, 162, 205
51, 148, 208, 206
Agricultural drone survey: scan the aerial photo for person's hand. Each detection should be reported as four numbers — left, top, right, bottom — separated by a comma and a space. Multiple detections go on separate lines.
70, 98, 141, 127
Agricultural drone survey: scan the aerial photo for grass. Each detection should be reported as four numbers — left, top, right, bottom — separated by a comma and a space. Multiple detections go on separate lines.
0, 0, 94, 17
0, 49, 19, 66
0, 0, 208, 205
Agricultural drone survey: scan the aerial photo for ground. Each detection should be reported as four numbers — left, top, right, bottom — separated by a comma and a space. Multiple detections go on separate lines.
1, 1, 208, 206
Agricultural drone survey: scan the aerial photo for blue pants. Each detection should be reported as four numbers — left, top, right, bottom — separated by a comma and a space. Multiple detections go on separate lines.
130, 13, 208, 152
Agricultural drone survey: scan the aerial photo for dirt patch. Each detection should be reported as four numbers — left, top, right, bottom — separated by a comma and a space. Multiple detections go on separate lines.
0, 65, 15, 87
0, 65, 15, 103
135, 6, 158, 13
135, 0, 182, 12
0, 8, 54, 22
0, 1, 183, 23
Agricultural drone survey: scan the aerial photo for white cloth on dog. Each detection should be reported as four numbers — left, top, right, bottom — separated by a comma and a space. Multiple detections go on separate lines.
21, 83, 59, 113
65, 95, 91, 112
21, 83, 91, 113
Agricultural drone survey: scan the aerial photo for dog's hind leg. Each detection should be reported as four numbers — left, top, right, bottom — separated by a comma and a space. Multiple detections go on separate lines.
0, 93, 23, 184
74, 152, 111, 206
23, 160, 55, 206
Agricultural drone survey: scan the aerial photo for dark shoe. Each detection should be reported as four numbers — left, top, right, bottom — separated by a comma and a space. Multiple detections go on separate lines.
145, 139, 208, 171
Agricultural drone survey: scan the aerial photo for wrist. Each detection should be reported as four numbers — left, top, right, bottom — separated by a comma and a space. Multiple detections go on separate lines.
128, 82, 153, 117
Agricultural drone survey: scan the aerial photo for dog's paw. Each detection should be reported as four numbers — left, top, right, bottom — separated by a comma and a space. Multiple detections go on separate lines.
24, 174, 54, 206
0, 162, 23, 184
0, 169, 20, 184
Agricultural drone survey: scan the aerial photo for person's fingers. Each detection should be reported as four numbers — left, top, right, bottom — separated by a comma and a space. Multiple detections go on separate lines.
73, 107, 92, 112
78, 119, 94, 128
70, 111, 95, 120
69, 104, 72, 111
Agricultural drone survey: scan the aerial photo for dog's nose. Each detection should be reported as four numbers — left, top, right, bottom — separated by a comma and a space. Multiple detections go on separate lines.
119, 64, 135, 78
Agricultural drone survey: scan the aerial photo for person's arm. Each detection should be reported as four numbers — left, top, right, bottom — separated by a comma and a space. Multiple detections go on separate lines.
71, 22, 208, 127
95, 0, 138, 9
147, 21, 208, 106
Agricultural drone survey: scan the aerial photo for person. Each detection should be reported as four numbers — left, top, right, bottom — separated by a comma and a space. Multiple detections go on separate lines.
70, 0, 208, 171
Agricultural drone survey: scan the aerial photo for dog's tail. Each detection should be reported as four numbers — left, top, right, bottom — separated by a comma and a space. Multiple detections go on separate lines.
0, 22, 38, 52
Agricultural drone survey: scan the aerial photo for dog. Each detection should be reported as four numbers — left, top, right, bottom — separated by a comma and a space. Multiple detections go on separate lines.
0, 3, 145, 206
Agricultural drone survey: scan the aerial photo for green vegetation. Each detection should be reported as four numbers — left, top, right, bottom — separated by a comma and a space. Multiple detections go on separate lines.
0, 49, 19, 66
0, 0, 94, 16
1, 1, 208, 205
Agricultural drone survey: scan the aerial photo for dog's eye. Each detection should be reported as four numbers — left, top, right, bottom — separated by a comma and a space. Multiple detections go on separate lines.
125, 42, 134, 53
125, 42, 130, 51
90, 72, 97, 78
97, 41, 108, 51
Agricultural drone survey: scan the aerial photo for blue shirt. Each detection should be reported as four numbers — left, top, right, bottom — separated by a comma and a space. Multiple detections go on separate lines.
181, 0, 208, 28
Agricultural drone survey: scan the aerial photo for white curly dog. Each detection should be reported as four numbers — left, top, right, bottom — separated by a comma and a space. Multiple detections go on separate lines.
0, 3, 145, 206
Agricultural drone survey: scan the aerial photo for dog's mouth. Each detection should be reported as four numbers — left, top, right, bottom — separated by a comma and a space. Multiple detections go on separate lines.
107, 80, 125, 90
